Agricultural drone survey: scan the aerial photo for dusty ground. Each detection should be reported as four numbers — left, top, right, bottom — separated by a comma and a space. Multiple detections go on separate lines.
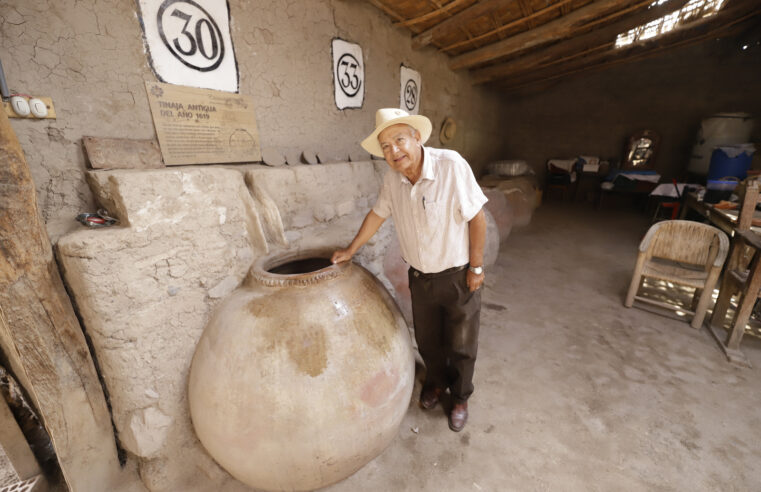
5, 202, 761, 491
328, 202, 761, 492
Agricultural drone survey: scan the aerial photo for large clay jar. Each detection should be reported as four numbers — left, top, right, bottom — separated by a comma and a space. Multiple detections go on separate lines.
188, 249, 414, 491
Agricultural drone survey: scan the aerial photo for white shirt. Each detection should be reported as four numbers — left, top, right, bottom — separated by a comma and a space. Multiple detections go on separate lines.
373, 147, 488, 274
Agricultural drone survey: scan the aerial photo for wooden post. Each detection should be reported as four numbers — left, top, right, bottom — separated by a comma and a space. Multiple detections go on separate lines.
0, 391, 41, 481
0, 110, 121, 489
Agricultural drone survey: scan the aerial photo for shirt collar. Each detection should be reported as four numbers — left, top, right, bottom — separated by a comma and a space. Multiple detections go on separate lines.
420, 146, 435, 182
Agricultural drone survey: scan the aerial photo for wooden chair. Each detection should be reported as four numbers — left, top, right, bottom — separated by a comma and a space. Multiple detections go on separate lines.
707, 181, 761, 365
545, 160, 576, 201
651, 180, 684, 222
625, 220, 729, 329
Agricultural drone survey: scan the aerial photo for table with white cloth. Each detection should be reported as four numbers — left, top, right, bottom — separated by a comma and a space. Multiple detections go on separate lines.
597, 171, 661, 209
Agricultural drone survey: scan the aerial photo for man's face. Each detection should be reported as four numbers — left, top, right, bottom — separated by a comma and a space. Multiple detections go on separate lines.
378, 124, 423, 174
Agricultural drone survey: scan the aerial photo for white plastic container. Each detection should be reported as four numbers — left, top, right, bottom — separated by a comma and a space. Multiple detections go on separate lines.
689, 112, 754, 175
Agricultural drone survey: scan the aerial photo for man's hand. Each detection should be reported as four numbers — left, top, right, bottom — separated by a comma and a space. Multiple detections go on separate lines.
467, 209, 486, 292
331, 248, 354, 264
331, 211, 386, 265
466, 270, 484, 292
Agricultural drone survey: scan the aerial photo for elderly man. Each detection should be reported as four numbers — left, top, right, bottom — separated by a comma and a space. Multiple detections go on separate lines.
332, 108, 487, 432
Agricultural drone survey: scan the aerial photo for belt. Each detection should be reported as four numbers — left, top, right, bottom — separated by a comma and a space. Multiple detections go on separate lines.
409, 264, 468, 279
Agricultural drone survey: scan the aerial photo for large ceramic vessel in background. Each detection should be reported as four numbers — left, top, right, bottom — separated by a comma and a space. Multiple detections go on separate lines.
188, 249, 414, 491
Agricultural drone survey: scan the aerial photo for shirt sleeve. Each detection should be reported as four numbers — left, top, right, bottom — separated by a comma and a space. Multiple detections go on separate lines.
453, 156, 488, 223
372, 172, 393, 219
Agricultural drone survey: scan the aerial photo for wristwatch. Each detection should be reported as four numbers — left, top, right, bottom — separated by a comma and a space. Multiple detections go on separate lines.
468, 265, 483, 275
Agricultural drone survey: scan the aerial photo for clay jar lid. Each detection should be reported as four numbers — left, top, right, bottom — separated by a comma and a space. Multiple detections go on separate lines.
247, 248, 350, 287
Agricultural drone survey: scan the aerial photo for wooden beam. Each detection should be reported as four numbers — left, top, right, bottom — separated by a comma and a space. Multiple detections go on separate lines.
449, 0, 628, 70
442, 0, 577, 52
412, 0, 510, 49
367, 0, 406, 22
504, 0, 759, 85
502, 20, 749, 92
516, 0, 536, 29
471, 0, 690, 84
490, 12, 507, 40
0, 107, 122, 489
394, 0, 474, 28
499, 7, 758, 91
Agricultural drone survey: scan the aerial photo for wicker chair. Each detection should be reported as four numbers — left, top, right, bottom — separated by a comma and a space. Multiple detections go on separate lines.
625, 220, 729, 329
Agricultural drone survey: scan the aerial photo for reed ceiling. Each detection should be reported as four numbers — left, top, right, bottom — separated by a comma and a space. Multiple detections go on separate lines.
367, 0, 761, 91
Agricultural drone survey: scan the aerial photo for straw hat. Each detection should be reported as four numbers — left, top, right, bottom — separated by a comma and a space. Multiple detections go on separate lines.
361, 108, 432, 157
439, 116, 457, 144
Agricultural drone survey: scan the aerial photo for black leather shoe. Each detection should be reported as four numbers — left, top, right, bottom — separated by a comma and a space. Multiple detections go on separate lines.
448, 402, 468, 432
419, 387, 442, 410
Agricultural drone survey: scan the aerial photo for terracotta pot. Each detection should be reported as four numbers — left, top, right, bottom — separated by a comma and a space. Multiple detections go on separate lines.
382, 234, 413, 325
482, 188, 514, 243
188, 249, 414, 491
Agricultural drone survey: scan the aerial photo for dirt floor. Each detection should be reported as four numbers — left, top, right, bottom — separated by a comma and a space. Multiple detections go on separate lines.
5, 201, 761, 491
328, 201, 761, 492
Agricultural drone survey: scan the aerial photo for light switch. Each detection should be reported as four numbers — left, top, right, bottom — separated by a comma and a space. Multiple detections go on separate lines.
28, 98, 47, 118
10, 96, 30, 116
4, 95, 56, 119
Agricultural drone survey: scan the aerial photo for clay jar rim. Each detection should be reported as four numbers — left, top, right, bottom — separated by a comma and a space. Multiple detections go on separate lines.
248, 248, 350, 287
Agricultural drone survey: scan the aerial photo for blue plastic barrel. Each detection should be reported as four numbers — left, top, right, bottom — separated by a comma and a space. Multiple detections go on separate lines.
707, 147, 753, 181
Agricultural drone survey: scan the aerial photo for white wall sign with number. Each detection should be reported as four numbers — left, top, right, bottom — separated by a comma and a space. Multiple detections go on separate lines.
138, 0, 239, 93
332, 39, 364, 110
400, 65, 421, 115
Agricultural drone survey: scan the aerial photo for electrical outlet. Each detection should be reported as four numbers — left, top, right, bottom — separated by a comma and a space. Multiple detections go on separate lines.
3, 96, 56, 119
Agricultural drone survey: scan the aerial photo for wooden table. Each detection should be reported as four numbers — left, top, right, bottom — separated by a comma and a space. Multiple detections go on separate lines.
679, 192, 761, 236
596, 180, 658, 210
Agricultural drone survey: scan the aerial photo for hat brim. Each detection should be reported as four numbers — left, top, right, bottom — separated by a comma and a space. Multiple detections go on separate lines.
361, 115, 432, 158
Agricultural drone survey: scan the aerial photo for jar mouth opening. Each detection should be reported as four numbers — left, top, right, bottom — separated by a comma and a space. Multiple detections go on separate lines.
267, 257, 334, 275
250, 248, 348, 286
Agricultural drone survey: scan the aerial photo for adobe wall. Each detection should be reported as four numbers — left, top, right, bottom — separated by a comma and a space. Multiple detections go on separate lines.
1, 0, 506, 240
2, 2, 511, 489
498, 36, 761, 180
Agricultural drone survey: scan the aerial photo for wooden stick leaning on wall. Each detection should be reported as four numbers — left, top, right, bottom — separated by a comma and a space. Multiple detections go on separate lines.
0, 110, 122, 490
736, 181, 761, 232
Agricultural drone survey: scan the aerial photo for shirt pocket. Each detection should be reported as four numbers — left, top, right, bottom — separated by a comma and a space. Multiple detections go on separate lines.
423, 199, 445, 233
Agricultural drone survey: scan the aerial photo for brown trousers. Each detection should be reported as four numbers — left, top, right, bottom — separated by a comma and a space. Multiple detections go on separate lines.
408, 266, 481, 405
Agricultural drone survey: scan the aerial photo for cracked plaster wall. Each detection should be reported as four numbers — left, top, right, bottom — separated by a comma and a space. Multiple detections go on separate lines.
2, 0, 508, 242
55, 162, 401, 491
3, 2, 508, 487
